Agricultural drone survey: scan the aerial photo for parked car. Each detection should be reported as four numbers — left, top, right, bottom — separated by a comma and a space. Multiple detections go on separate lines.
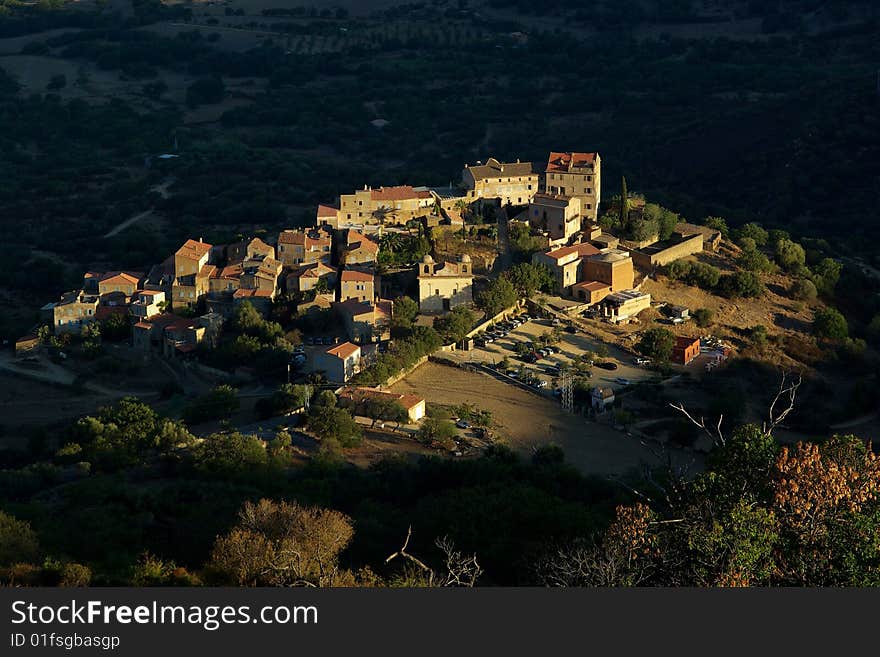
506, 369, 519, 378
595, 361, 619, 370
552, 318, 562, 326
538, 348, 552, 357
564, 324, 577, 334
547, 345, 561, 354
532, 379, 548, 389
455, 419, 471, 430
633, 357, 650, 366
522, 353, 538, 364
615, 377, 632, 386
305, 336, 315, 345
474, 338, 487, 348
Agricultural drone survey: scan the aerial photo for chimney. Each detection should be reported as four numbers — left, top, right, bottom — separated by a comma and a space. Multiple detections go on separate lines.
516, 158, 520, 163
199, 237, 203, 243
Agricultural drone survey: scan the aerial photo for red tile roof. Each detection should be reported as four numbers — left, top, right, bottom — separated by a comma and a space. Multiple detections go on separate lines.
546, 151, 598, 173
545, 242, 601, 261
233, 288, 273, 298
326, 341, 360, 359
340, 269, 374, 283
337, 387, 424, 411
369, 185, 432, 202
317, 204, 339, 217
99, 271, 142, 286
573, 280, 611, 292
176, 239, 212, 260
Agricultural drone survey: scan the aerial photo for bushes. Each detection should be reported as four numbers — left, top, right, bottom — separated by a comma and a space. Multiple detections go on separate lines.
718, 271, 765, 298
186, 76, 225, 108
774, 238, 806, 272
355, 326, 443, 386
692, 308, 714, 327
433, 306, 477, 344
183, 385, 240, 426
790, 278, 817, 301
812, 307, 848, 341
665, 260, 721, 290
637, 327, 675, 362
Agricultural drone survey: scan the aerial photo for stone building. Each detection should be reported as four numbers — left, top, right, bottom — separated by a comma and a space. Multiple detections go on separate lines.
597, 290, 651, 323
529, 193, 583, 245
462, 158, 538, 206
417, 254, 474, 313
277, 229, 332, 267
339, 269, 376, 303
544, 152, 601, 222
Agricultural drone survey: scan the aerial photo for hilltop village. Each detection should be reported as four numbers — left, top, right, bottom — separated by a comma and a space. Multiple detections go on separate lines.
11, 149, 851, 466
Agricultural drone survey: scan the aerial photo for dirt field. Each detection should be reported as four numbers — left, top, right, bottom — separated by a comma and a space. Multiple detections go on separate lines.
391, 361, 688, 476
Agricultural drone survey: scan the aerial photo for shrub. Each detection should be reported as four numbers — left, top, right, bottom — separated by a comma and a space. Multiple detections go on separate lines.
692, 308, 714, 327
812, 307, 848, 341
790, 278, 817, 301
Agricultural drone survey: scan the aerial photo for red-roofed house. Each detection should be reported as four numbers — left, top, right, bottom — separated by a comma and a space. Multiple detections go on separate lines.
287, 262, 337, 293
544, 151, 601, 221
335, 185, 434, 228
277, 229, 332, 267
339, 269, 376, 302
97, 271, 143, 297
172, 238, 214, 310
344, 229, 379, 265
313, 341, 361, 383
334, 298, 392, 343
336, 387, 426, 423
131, 289, 165, 320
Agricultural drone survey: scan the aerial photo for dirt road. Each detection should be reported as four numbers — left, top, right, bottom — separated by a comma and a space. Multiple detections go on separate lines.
390, 362, 684, 476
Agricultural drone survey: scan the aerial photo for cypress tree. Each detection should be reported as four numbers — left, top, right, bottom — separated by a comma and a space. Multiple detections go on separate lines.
619, 176, 629, 226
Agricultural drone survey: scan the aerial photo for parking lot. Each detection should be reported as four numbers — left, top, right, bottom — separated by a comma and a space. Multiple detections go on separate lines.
465, 315, 659, 393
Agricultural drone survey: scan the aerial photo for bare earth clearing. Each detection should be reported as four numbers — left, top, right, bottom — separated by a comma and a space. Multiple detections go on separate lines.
390, 361, 689, 476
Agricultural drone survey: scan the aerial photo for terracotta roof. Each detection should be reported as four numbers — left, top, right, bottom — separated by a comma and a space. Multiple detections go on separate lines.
198, 264, 217, 279
175, 343, 198, 353
213, 263, 243, 279
545, 242, 601, 261
137, 289, 163, 297
675, 336, 700, 348
369, 185, 432, 202
233, 288, 273, 298
573, 280, 611, 292
176, 239, 212, 259
299, 262, 335, 278
340, 269, 375, 283
99, 271, 142, 286
337, 387, 424, 411
138, 313, 190, 330
95, 305, 130, 321
466, 158, 536, 181
336, 298, 375, 316
317, 204, 339, 217
346, 230, 379, 252
546, 151, 598, 173
325, 341, 360, 359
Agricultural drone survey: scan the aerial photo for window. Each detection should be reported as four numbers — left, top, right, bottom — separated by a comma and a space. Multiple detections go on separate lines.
435, 290, 440, 295
587, 188, 592, 194
587, 203, 592, 209
528, 184, 532, 190
587, 175, 592, 181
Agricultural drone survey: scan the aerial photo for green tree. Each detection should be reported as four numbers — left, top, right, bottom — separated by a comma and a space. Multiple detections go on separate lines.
637, 327, 675, 362
433, 306, 477, 343
735, 222, 768, 247
416, 417, 458, 450
393, 295, 419, 325
703, 216, 729, 238
619, 176, 628, 226
692, 308, 714, 327
774, 238, 806, 272
183, 385, 240, 425
477, 277, 518, 317
812, 307, 848, 341
0, 511, 40, 566
790, 278, 817, 301
504, 262, 553, 298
